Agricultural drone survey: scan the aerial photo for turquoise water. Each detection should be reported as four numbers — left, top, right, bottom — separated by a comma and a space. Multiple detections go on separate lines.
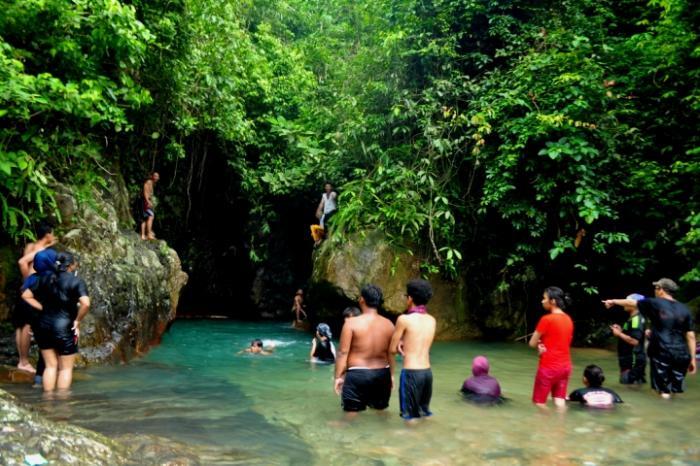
6, 320, 700, 465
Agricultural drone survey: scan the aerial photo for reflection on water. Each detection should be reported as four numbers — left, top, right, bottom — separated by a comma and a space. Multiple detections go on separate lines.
6, 321, 700, 465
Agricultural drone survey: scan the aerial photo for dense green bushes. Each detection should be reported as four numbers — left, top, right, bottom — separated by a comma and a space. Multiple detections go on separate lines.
1, 0, 698, 308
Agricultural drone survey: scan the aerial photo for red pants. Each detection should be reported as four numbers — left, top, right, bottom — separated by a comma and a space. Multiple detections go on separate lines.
532, 366, 571, 404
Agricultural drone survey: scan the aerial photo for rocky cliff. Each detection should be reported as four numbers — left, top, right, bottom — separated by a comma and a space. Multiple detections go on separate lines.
309, 230, 479, 340
0, 176, 188, 365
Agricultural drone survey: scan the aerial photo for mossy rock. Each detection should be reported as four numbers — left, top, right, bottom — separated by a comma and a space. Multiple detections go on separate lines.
310, 230, 478, 340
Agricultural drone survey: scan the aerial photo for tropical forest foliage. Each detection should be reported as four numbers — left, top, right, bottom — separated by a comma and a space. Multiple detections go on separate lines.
1, 0, 698, 322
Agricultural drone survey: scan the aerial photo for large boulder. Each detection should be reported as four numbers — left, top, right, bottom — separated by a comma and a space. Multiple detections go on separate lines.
0, 176, 188, 366
53, 180, 188, 364
310, 230, 477, 340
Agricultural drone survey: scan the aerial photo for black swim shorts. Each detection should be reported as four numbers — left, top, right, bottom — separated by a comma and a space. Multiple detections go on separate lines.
12, 299, 34, 329
142, 208, 154, 220
341, 367, 391, 412
35, 313, 78, 356
650, 355, 689, 394
399, 368, 433, 419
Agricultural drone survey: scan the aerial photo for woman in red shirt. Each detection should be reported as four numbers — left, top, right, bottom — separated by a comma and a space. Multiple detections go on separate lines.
529, 287, 574, 408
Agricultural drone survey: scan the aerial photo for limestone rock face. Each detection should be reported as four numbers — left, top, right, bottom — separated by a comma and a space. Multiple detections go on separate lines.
53, 180, 188, 364
310, 231, 478, 340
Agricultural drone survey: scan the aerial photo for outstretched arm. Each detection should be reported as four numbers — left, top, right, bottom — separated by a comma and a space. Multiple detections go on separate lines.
602, 299, 638, 310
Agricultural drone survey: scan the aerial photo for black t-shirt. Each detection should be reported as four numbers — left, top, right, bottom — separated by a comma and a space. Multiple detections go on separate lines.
638, 298, 694, 359
617, 312, 646, 371
568, 387, 623, 408
312, 337, 335, 362
31, 272, 89, 320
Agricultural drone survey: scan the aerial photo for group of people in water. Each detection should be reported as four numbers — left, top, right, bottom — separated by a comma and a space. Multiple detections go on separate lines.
245, 278, 696, 419
11, 222, 90, 395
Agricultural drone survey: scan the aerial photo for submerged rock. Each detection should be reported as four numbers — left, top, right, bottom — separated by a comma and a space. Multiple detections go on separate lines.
310, 230, 478, 339
0, 388, 131, 465
0, 389, 204, 465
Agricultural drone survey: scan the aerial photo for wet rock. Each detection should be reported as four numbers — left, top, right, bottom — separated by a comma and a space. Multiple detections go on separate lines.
0, 389, 208, 465
0, 365, 35, 384
0, 388, 131, 465
310, 230, 478, 340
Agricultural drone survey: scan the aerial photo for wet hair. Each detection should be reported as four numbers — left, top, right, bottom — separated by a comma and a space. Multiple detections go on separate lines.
407, 279, 433, 305
544, 286, 572, 310
361, 284, 383, 308
583, 365, 605, 388
342, 306, 361, 318
251, 339, 263, 348
48, 252, 76, 300
55, 252, 75, 273
35, 221, 54, 240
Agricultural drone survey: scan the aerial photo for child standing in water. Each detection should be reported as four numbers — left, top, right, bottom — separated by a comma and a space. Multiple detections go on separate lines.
310, 323, 336, 363
529, 286, 574, 409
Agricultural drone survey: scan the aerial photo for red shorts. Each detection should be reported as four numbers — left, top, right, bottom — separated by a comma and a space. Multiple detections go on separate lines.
532, 366, 571, 404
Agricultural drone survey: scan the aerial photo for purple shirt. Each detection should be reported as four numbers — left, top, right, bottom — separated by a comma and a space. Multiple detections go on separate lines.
462, 375, 501, 398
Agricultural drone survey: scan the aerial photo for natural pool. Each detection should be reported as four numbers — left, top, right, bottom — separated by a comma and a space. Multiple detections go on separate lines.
6, 320, 700, 465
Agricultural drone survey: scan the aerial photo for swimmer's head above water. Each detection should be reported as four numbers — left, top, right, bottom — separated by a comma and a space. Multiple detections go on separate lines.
249, 339, 264, 352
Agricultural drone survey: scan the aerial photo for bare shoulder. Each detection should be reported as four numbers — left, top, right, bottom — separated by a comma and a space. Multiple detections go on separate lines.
24, 242, 38, 255
380, 315, 395, 329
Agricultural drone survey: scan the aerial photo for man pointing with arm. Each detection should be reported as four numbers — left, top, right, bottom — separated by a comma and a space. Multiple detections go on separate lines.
604, 278, 696, 399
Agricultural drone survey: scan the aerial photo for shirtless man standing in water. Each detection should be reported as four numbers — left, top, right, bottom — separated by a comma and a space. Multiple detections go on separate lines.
14, 221, 55, 373
334, 284, 395, 417
390, 279, 436, 421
